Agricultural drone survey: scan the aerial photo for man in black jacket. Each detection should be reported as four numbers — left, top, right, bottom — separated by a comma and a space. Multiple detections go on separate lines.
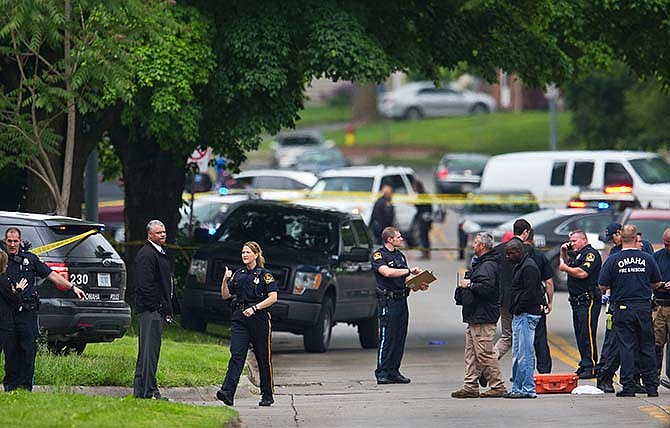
503, 240, 544, 399
371, 184, 395, 245
133, 220, 174, 400
452, 233, 507, 398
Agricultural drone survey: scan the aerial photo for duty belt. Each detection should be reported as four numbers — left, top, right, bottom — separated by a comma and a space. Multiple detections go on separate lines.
655, 298, 670, 307
568, 291, 595, 305
376, 287, 408, 300
232, 301, 261, 311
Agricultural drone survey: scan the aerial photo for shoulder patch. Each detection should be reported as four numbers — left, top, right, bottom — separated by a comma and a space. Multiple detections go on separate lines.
373, 251, 382, 261
583, 262, 591, 268
585, 252, 596, 262
264, 272, 274, 284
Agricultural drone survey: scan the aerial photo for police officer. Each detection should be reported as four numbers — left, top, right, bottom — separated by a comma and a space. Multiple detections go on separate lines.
652, 227, 670, 388
372, 226, 429, 384
3, 227, 86, 391
217, 241, 278, 407
371, 184, 395, 245
558, 229, 602, 379
598, 224, 663, 397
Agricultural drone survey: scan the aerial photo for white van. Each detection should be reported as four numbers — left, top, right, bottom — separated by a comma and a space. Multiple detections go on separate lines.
479, 151, 670, 208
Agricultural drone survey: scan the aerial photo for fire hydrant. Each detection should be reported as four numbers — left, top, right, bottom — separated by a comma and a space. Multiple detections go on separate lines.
345, 122, 355, 146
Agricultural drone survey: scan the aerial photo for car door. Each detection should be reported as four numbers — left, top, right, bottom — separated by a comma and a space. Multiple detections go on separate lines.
437, 87, 468, 115
416, 87, 442, 117
333, 220, 366, 320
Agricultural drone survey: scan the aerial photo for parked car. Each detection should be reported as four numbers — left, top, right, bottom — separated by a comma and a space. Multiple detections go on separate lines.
480, 150, 670, 208
434, 153, 490, 194
299, 165, 442, 245
492, 208, 618, 290
228, 169, 317, 192
0, 212, 131, 354
178, 192, 257, 234
457, 189, 539, 261
291, 147, 350, 174
271, 131, 333, 168
377, 81, 496, 120
182, 200, 379, 353
619, 208, 670, 250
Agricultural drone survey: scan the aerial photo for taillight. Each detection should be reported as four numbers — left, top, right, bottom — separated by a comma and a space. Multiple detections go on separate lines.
604, 185, 633, 194
437, 166, 449, 179
567, 200, 587, 208
46, 262, 69, 290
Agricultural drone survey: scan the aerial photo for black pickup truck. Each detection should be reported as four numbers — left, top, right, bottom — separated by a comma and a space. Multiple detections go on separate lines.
181, 200, 379, 352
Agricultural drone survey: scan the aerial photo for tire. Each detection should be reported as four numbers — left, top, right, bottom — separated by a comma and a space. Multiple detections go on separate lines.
357, 315, 379, 349
303, 297, 334, 353
180, 304, 207, 332
469, 103, 489, 114
404, 107, 422, 120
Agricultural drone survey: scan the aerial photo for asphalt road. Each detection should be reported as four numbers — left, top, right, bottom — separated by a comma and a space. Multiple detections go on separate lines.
230, 247, 669, 428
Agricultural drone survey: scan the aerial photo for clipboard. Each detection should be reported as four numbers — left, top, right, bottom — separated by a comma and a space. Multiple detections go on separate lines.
405, 270, 437, 291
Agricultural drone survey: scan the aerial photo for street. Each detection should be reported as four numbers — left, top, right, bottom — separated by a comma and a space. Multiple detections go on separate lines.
229, 251, 669, 428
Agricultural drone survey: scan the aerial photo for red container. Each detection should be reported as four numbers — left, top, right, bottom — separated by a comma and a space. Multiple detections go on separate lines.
534, 373, 579, 394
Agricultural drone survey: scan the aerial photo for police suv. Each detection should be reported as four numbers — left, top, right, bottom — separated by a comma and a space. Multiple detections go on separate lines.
0, 212, 131, 354
183, 200, 379, 353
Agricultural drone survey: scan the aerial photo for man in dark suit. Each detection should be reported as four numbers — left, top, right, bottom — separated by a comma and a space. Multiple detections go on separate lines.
133, 220, 174, 400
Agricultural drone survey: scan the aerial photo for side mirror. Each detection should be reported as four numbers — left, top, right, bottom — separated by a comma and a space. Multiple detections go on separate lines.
341, 247, 369, 262
193, 227, 213, 244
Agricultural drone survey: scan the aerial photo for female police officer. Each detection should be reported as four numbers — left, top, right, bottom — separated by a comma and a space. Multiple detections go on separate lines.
216, 241, 278, 407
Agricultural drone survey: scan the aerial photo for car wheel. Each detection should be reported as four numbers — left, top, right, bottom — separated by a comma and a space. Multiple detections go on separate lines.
404, 107, 422, 120
303, 297, 333, 353
469, 103, 489, 114
180, 305, 207, 332
357, 314, 379, 349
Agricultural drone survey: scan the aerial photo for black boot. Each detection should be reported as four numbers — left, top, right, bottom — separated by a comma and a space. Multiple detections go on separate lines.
597, 377, 614, 393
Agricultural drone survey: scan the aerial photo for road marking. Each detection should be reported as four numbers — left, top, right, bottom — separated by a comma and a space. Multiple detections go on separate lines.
548, 334, 582, 364
638, 405, 670, 426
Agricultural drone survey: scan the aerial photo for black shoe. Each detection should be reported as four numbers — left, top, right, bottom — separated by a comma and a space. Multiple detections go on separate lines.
597, 378, 615, 393
478, 374, 488, 388
661, 378, 670, 389
259, 396, 274, 407
391, 374, 411, 384
647, 390, 659, 397
377, 377, 393, 385
635, 383, 646, 394
152, 394, 170, 401
216, 389, 234, 406
578, 371, 596, 379
616, 390, 636, 397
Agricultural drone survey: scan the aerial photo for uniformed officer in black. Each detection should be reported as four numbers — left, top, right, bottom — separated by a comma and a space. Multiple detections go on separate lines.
3, 227, 86, 391
372, 226, 429, 384
558, 229, 602, 379
371, 184, 395, 245
217, 241, 278, 407
598, 224, 663, 397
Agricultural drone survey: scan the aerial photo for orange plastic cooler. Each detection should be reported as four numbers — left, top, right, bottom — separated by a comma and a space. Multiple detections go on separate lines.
534, 373, 579, 394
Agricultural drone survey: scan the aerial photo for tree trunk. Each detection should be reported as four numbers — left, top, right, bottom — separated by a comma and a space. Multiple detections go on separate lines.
113, 126, 187, 306
352, 82, 380, 123
59, 0, 75, 216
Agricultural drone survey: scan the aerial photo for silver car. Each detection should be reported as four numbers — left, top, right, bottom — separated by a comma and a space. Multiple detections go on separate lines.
378, 81, 496, 120
271, 131, 333, 168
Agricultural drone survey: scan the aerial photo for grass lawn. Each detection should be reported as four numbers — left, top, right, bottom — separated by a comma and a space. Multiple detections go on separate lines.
324, 111, 578, 154
295, 104, 352, 127
0, 390, 236, 428
1, 321, 232, 387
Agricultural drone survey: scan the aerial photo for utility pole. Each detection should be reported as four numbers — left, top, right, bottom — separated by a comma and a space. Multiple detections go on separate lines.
545, 83, 559, 151
84, 148, 99, 221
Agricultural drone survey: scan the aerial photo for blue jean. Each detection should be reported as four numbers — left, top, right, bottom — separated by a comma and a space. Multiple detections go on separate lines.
511, 313, 541, 395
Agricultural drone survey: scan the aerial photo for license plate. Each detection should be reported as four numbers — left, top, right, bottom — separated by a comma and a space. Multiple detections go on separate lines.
97, 273, 111, 287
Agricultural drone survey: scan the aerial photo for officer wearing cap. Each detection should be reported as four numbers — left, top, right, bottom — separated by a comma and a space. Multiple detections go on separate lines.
559, 229, 602, 379
598, 224, 663, 397
2, 227, 86, 391
372, 226, 429, 384
217, 241, 278, 407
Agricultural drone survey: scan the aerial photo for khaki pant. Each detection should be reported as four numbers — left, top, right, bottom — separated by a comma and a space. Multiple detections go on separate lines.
653, 305, 670, 375
463, 323, 505, 391
494, 306, 513, 360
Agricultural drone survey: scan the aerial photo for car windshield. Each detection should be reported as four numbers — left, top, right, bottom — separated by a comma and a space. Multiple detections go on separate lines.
443, 156, 489, 173
278, 136, 321, 147
216, 206, 338, 254
629, 157, 670, 184
311, 177, 374, 193
296, 149, 346, 165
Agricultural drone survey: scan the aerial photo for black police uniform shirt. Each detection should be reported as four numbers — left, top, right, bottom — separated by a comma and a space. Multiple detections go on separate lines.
6, 250, 52, 301
652, 248, 670, 300
371, 246, 409, 292
598, 248, 661, 303
567, 244, 601, 297
228, 266, 278, 305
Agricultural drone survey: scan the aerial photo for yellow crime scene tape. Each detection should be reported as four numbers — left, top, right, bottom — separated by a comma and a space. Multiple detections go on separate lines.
30, 229, 99, 255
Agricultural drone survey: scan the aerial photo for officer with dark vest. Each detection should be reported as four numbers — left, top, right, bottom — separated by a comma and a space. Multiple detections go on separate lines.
598, 224, 662, 397
372, 226, 429, 385
217, 241, 278, 407
2, 227, 86, 391
559, 229, 602, 379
